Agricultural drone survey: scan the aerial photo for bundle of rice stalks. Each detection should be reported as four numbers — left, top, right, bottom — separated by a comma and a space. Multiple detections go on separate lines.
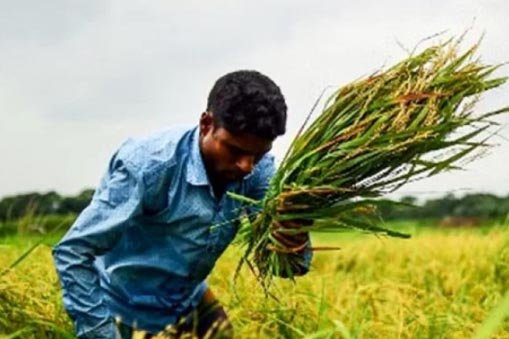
230, 36, 509, 289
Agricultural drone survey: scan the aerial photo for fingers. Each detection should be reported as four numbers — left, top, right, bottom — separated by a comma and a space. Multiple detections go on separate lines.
266, 242, 308, 253
272, 229, 307, 247
275, 219, 313, 229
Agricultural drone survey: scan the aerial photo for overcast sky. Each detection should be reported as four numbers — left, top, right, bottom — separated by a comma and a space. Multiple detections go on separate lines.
1, 0, 508, 200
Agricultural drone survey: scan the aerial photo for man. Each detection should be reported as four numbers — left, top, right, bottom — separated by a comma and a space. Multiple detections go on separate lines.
53, 70, 312, 338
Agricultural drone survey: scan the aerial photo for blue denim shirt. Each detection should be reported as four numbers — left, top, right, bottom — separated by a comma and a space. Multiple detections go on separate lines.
52, 126, 311, 338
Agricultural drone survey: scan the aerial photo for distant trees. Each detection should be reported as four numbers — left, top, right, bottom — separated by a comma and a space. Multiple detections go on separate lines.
0, 189, 94, 221
380, 193, 509, 221
0, 189, 508, 222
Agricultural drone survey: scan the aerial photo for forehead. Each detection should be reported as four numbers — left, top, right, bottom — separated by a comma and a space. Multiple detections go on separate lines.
214, 127, 273, 154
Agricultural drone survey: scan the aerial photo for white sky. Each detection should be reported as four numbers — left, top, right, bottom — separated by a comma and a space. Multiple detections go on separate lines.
1, 0, 508, 200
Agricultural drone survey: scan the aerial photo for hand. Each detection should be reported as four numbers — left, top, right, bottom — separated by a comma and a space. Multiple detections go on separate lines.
268, 219, 312, 253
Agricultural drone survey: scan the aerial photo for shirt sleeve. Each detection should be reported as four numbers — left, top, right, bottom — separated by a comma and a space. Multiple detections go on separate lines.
245, 154, 275, 203
246, 154, 313, 277
52, 151, 145, 338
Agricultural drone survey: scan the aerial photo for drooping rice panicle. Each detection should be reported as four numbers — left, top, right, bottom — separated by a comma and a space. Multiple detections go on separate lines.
230, 36, 509, 290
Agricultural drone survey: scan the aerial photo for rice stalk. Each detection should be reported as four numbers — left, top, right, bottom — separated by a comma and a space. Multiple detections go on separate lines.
230, 35, 509, 290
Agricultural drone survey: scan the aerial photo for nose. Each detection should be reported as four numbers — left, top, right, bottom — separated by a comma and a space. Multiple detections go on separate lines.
236, 155, 255, 174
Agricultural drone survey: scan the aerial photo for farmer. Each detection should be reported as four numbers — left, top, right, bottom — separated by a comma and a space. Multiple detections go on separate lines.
52, 70, 312, 339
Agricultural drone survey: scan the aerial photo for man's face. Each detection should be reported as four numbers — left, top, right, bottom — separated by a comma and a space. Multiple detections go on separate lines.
199, 112, 273, 183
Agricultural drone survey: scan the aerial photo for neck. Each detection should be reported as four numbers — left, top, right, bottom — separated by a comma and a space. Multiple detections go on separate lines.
199, 138, 226, 200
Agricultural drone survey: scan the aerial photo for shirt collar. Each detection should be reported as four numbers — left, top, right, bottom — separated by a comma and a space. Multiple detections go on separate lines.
185, 127, 210, 186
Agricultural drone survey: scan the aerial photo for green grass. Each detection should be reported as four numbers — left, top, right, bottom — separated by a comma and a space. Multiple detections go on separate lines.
1, 221, 509, 338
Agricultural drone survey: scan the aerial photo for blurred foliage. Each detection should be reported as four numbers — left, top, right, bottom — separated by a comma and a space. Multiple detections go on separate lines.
0, 189, 93, 222
2, 225, 509, 338
379, 193, 509, 222
0, 190, 508, 238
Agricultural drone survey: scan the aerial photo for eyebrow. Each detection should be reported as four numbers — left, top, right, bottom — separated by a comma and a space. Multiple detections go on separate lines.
223, 139, 272, 155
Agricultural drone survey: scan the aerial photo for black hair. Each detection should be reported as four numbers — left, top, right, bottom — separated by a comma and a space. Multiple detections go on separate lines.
206, 70, 287, 140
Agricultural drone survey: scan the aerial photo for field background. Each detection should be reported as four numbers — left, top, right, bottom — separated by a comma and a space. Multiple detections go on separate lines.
1, 220, 509, 339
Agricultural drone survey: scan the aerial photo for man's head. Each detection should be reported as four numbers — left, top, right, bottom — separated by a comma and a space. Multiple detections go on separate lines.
199, 70, 287, 183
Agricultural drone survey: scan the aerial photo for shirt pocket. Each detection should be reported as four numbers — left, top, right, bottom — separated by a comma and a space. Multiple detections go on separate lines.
142, 183, 172, 218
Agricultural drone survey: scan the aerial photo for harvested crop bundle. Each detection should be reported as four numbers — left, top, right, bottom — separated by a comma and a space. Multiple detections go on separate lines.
230, 36, 509, 288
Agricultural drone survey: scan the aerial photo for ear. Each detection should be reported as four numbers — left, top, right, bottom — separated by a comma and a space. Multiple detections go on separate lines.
199, 112, 214, 136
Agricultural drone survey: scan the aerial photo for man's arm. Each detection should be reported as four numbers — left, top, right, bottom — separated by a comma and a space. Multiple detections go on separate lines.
246, 155, 313, 277
52, 152, 145, 338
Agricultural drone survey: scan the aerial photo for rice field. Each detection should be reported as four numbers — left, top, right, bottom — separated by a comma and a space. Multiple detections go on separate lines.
1, 223, 508, 338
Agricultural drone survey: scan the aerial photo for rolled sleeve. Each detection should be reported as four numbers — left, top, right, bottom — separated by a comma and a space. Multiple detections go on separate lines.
52, 154, 144, 338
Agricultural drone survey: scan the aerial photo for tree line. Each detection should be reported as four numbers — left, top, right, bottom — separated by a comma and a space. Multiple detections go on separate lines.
379, 193, 509, 220
0, 190, 508, 222
0, 189, 95, 221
